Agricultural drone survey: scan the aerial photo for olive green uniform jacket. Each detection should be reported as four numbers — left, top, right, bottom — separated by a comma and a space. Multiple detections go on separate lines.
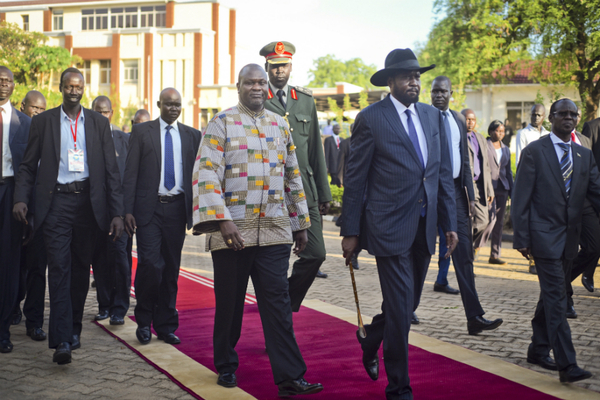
265, 85, 332, 209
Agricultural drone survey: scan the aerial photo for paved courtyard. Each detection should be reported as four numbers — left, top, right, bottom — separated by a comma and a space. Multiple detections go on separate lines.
1, 220, 599, 399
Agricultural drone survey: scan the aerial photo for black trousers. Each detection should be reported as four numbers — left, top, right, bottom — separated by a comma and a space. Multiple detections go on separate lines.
360, 216, 429, 400
472, 178, 492, 249
42, 191, 99, 348
18, 226, 47, 330
212, 244, 307, 385
134, 196, 186, 336
449, 180, 484, 319
288, 205, 326, 312
529, 257, 577, 370
92, 232, 132, 318
567, 204, 600, 306
0, 180, 22, 341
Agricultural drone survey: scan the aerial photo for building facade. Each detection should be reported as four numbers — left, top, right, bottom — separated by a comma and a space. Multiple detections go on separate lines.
0, 0, 239, 129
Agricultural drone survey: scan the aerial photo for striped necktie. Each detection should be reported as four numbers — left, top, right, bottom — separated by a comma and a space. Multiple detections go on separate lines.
557, 142, 572, 198
164, 125, 175, 191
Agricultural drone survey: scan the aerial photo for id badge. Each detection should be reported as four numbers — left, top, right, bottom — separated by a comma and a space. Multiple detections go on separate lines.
68, 149, 85, 172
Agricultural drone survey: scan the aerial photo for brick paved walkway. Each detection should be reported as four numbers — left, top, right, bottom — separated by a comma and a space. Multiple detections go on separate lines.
1, 220, 599, 398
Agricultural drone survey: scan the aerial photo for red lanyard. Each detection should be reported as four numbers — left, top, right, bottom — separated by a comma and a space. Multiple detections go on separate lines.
69, 108, 82, 149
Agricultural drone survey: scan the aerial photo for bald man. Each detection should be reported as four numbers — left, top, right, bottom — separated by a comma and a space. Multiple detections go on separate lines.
20, 90, 46, 118
131, 109, 151, 127
123, 88, 201, 345
90, 96, 132, 325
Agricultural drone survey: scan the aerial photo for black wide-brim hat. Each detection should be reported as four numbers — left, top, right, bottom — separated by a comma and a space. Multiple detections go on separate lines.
370, 48, 435, 87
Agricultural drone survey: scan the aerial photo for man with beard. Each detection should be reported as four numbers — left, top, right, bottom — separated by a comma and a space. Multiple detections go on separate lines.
341, 49, 458, 400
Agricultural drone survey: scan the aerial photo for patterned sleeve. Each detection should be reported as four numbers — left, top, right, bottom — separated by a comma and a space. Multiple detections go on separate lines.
280, 117, 312, 232
192, 115, 232, 234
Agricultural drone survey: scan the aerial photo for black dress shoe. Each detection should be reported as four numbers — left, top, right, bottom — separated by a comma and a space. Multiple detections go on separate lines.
53, 342, 72, 365
26, 327, 47, 341
411, 312, 420, 325
566, 305, 577, 319
316, 270, 328, 278
433, 282, 460, 295
467, 316, 503, 335
157, 333, 181, 344
527, 353, 558, 370
582, 275, 594, 292
356, 330, 378, 380
559, 365, 592, 383
71, 334, 81, 350
109, 315, 125, 325
11, 307, 22, 325
95, 310, 109, 321
277, 378, 323, 397
488, 257, 507, 265
217, 372, 237, 388
136, 326, 152, 345
0, 339, 13, 353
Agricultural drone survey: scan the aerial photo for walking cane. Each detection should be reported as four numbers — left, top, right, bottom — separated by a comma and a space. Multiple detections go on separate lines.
349, 261, 367, 338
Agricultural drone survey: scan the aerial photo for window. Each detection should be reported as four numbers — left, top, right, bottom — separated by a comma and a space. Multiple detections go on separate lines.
82, 9, 108, 30
100, 60, 111, 84
506, 101, 535, 131
22, 15, 29, 31
123, 60, 138, 83
111, 7, 138, 29
141, 5, 166, 28
77, 61, 91, 85
53, 10, 63, 31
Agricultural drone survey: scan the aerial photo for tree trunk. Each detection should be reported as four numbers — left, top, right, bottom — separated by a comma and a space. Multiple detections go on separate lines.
579, 81, 600, 122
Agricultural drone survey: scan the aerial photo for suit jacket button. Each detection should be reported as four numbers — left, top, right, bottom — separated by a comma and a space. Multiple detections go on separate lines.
285, 112, 290, 116
290, 128, 294, 132
423, 177, 426, 181
418, 199, 422, 203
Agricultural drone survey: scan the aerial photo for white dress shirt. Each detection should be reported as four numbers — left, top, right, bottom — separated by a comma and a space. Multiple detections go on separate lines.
390, 95, 428, 167
1, 101, 14, 177
549, 132, 573, 166
516, 124, 549, 165
159, 117, 183, 195
495, 147, 503, 164
443, 110, 462, 179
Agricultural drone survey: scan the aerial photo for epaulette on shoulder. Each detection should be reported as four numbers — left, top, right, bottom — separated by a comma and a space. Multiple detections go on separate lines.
294, 86, 313, 97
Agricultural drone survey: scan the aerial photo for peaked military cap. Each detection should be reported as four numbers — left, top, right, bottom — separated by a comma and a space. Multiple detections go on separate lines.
260, 41, 296, 64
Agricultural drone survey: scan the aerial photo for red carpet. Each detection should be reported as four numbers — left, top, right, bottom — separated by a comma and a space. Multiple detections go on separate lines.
98, 257, 562, 400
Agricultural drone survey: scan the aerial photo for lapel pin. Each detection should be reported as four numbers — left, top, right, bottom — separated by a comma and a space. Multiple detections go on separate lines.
577, 153, 581, 157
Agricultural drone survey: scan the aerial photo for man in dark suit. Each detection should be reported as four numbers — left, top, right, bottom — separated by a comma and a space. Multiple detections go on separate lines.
0, 66, 32, 353
565, 121, 600, 317
429, 76, 503, 335
512, 98, 600, 383
324, 124, 344, 186
13, 67, 124, 364
132, 109, 151, 127
123, 88, 201, 345
91, 96, 132, 326
341, 49, 458, 400
12, 90, 47, 342
580, 116, 600, 291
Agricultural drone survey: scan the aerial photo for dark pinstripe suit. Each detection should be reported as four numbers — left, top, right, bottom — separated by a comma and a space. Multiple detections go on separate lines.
341, 95, 457, 399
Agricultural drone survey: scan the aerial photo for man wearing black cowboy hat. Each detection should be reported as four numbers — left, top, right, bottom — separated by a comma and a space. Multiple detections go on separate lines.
341, 48, 458, 399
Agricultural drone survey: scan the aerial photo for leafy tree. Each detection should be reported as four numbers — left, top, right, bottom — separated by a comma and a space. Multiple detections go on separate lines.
0, 22, 80, 87
418, 0, 600, 121
308, 55, 377, 89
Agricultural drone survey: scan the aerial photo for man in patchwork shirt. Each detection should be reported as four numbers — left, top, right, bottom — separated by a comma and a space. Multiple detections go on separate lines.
192, 64, 323, 397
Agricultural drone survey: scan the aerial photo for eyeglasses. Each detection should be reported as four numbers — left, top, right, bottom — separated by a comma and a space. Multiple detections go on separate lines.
553, 111, 578, 118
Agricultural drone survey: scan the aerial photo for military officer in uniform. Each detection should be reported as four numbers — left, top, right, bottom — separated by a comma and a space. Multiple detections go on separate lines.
260, 41, 332, 311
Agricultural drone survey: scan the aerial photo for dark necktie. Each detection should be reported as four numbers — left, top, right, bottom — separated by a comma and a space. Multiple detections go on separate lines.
405, 109, 427, 217
164, 125, 175, 191
442, 111, 454, 170
276, 89, 286, 109
558, 142, 572, 198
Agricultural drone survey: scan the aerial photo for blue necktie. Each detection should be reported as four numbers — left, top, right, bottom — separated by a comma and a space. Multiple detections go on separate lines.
405, 109, 427, 216
558, 142, 572, 198
442, 111, 454, 170
164, 125, 175, 191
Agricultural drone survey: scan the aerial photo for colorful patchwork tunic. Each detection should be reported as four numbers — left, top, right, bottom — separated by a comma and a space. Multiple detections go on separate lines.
192, 103, 311, 251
